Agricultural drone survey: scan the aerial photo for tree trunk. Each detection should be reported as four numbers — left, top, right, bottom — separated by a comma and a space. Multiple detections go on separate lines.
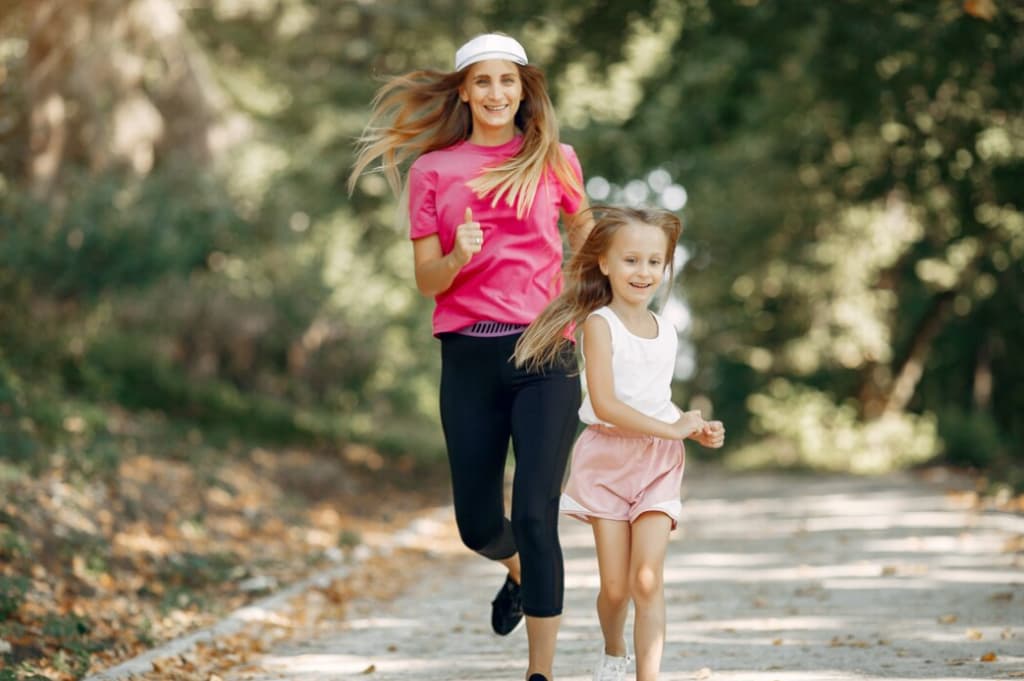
973, 337, 993, 411
22, 0, 224, 196
882, 290, 955, 415
24, 0, 78, 196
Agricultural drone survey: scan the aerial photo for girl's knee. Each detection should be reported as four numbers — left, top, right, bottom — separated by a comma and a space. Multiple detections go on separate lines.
599, 581, 630, 609
630, 565, 663, 603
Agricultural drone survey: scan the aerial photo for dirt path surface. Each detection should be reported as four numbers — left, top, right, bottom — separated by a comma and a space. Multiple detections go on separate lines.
220, 465, 1023, 680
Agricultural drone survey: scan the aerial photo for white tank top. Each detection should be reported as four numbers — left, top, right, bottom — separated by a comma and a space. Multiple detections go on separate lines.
578, 306, 679, 426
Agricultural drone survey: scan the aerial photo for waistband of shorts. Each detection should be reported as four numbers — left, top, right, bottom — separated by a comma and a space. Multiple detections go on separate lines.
586, 423, 659, 440
453, 321, 529, 337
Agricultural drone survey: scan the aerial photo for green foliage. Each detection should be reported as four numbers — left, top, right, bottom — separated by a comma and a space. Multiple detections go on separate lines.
937, 407, 1011, 471
0, 575, 29, 619
41, 613, 91, 640
42, 613, 96, 676
0, 170, 247, 300
158, 551, 239, 590
0, 354, 41, 467
0, 528, 29, 560
726, 379, 940, 474
1, 0, 1021, 484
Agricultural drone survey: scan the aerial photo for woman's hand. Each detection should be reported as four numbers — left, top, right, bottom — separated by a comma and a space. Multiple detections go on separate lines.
692, 420, 726, 448
451, 206, 484, 266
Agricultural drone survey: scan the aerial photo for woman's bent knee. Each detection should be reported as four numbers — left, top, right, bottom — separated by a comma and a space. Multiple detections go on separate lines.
457, 518, 516, 560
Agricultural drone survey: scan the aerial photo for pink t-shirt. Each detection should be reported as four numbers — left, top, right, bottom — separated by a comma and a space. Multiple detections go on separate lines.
408, 136, 584, 335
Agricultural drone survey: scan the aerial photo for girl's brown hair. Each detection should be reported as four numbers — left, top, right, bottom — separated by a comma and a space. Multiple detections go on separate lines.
347, 61, 581, 218
513, 206, 683, 372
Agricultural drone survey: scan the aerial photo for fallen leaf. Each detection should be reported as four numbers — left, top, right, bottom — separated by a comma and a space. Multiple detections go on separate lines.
938, 613, 958, 624
966, 628, 983, 640
980, 651, 998, 662
963, 0, 997, 21
362, 664, 377, 674
695, 667, 712, 680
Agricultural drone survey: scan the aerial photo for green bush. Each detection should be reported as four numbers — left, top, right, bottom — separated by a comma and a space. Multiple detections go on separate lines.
0, 170, 246, 300
937, 408, 1007, 470
0, 575, 29, 619
725, 379, 941, 474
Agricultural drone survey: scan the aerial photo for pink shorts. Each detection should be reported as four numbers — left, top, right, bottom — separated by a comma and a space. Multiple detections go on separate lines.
560, 425, 686, 530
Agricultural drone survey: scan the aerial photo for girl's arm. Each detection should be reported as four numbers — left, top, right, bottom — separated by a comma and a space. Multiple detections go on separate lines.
563, 194, 594, 254
583, 315, 704, 440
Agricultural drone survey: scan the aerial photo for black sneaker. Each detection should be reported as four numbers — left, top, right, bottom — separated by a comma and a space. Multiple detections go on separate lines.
490, 573, 524, 635
527, 675, 549, 681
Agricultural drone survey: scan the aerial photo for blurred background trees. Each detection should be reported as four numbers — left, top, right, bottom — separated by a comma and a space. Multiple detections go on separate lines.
1, 0, 1021, 486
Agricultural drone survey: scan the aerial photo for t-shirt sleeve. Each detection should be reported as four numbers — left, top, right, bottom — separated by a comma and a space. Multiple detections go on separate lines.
407, 163, 439, 240
558, 144, 585, 214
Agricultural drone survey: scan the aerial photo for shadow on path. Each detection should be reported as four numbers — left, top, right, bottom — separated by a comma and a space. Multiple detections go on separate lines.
226, 466, 1024, 681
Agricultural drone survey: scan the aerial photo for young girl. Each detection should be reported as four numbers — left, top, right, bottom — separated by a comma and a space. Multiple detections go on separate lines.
514, 206, 725, 681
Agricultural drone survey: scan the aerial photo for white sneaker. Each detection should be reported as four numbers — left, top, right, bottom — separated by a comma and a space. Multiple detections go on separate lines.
593, 650, 630, 681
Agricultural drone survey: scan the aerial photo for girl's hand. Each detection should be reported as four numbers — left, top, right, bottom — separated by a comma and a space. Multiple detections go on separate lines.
693, 420, 726, 448
452, 206, 484, 266
673, 409, 705, 440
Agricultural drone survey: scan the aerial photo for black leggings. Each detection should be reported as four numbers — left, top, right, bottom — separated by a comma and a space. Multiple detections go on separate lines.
439, 332, 581, 618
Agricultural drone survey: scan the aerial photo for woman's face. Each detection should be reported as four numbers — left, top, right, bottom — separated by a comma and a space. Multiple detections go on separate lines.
459, 60, 523, 135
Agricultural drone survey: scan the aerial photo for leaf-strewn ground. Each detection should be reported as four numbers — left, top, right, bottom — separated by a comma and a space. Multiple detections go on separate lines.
0, 439, 450, 681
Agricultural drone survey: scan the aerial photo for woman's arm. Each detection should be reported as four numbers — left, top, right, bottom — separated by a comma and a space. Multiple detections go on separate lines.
411, 208, 482, 297
583, 315, 704, 440
563, 194, 594, 254
412, 235, 464, 297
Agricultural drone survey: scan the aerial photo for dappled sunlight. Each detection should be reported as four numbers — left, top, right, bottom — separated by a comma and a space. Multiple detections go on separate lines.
673, 615, 848, 634
557, 471, 1023, 679
343, 616, 426, 631
665, 551, 787, 567
258, 652, 444, 675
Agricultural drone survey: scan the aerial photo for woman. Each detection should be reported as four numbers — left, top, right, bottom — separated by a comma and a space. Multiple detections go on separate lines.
349, 33, 592, 681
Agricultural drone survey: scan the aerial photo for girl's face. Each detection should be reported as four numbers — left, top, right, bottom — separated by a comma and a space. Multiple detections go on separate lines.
599, 222, 670, 308
459, 60, 523, 135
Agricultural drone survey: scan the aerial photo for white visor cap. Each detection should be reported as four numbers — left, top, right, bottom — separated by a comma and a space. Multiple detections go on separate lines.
454, 33, 528, 72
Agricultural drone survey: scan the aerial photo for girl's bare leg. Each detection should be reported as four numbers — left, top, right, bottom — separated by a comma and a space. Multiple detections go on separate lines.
592, 518, 632, 657
630, 512, 673, 681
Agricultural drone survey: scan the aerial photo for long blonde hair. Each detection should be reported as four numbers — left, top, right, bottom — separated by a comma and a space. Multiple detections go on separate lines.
513, 206, 683, 372
347, 61, 581, 218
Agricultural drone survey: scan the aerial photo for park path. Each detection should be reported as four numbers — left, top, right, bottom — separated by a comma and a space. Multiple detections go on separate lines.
222, 465, 1023, 681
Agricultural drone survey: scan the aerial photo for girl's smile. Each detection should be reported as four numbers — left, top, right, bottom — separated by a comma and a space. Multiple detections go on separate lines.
599, 222, 671, 310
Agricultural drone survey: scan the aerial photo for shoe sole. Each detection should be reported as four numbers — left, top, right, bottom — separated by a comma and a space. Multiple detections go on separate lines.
492, 610, 526, 636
